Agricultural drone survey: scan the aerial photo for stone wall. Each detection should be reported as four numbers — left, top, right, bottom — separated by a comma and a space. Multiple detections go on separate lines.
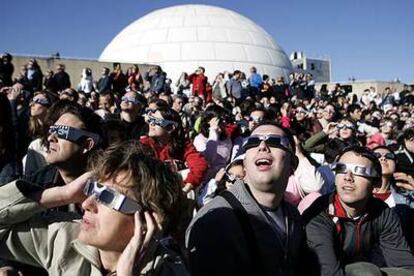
315, 80, 406, 98
12, 55, 153, 88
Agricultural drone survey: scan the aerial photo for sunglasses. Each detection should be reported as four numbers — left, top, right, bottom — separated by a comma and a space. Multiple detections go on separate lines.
331, 162, 379, 178
84, 180, 143, 214
242, 134, 291, 152
121, 96, 141, 105
373, 152, 396, 161
30, 98, 50, 106
337, 124, 355, 130
145, 108, 158, 115
147, 115, 178, 129
48, 125, 101, 145
380, 122, 393, 128
246, 116, 263, 123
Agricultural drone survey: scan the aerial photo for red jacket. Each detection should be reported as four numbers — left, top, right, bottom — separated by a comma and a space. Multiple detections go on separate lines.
188, 73, 208, 97
140, 136, 208, 188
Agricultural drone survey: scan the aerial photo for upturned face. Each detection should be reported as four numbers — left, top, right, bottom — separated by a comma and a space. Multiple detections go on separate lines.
45, 113, 87, 166
335, 152, 374, 207
79, 172, 135, 252
323, 106, 335, 121
373, 148, 396, 176
147, 110, 170, 139
243, 125, 293, 195
30, 94, 48, 117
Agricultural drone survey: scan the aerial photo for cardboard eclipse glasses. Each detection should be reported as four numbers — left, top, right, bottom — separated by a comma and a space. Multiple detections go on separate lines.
84, 180, 142, 214
48, 125, 101, 145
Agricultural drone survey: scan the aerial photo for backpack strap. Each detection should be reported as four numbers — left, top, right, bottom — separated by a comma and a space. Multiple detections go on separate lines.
220, 190, 266, 275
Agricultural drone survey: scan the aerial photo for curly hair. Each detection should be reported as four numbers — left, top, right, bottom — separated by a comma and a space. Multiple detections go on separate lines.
88, 140, 186, 234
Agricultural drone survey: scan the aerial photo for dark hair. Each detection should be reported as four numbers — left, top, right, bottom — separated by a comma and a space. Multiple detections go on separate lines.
61, 88, 79, 102
148, 98, 169, 109
251, 120, 296, 155
44, 99, 103, 147
0, 94, 14, 168
199, 105, 228, 140
226, 159, 244, 172
239, 99, 256, 117
347, 104, 361, 115
248, 106, 268, 119
372, 145, 395, 155
335, 145, 382, 185
402, 128, 414, 140
102, 119, 127, 146
156, 105, 186, 158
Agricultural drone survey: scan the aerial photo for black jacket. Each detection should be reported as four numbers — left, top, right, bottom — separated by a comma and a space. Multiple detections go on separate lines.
186, 181, 306, 276
395, 145, 414, 176
303, 193, 414, 276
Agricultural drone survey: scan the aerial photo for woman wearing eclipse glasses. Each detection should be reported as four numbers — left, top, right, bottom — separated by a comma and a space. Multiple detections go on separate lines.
0, 140, 189, 275
303, 145, 414, 275
140, 104, 208, 194
303, 117, 360, 164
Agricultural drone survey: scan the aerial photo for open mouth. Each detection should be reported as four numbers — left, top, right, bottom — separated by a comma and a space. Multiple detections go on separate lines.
255, 158, 273, 171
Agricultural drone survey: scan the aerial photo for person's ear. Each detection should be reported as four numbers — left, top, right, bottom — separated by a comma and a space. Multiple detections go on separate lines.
82, 137, 95, 154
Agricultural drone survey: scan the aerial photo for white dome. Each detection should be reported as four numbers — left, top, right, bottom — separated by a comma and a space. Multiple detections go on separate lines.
99, 4, 292, 83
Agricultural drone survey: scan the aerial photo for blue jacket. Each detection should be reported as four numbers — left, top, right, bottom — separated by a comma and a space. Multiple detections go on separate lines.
248, 73, 262, 88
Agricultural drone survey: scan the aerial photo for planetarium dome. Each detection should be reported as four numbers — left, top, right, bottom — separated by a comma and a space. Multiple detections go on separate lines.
99, 4, 292, 83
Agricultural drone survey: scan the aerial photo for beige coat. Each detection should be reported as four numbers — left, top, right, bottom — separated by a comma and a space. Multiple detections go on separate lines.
0, 181, 188, 276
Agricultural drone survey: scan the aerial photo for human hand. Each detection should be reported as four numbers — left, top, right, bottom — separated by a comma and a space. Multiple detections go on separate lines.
394, 172, 414, 191
116, 212, 158, 276
209, 117, 220, 131
323, 122, 338, 135
293, 135, 304, 158
63, 172, 92, 204
214, 168, 226, 182
182, 183, 194, 193
280, 104, 291, 117
0, 87, 10, 95
6, 87, 20, 101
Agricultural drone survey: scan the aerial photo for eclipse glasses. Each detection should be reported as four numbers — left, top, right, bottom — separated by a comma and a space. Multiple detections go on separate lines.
84, 180, 143, 214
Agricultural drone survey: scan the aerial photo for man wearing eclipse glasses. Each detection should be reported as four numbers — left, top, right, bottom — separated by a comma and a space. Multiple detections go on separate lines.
186, 120, 306, 276
303, 146, 414, 275
25, 100, 102, 206
0, 140, 188, 275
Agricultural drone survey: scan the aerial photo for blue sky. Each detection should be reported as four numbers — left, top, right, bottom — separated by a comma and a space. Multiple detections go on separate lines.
1, 0, 413, 82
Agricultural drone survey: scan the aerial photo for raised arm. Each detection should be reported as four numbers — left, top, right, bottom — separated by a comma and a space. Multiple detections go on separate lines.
0, 173, 90, 268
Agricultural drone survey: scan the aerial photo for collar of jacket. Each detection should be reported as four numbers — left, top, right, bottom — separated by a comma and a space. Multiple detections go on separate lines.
71, 239, 103, 270
328, 192, 374, 220
70, 236, 166, 275
231, 180, 297, 232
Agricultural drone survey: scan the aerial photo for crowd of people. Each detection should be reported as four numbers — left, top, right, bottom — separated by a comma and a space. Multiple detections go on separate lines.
0, 53, 414, 275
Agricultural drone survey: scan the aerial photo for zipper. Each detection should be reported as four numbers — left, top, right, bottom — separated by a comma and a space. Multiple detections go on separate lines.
354, 216, 366, 256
